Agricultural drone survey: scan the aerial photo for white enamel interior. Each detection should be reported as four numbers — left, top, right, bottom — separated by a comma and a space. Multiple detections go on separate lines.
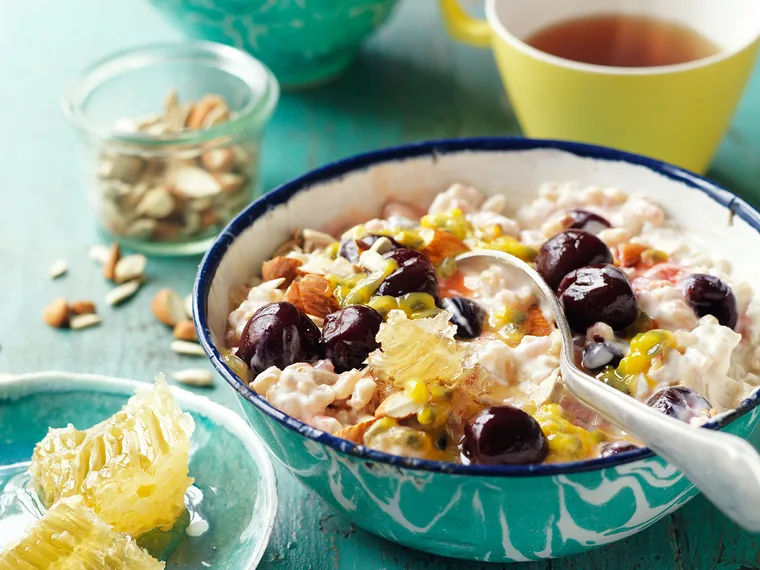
205, 148, 760, 352
488, 0, 760, 51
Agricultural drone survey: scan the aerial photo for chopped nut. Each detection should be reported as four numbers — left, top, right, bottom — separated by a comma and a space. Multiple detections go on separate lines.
618, 243, 648, 267
114, 254, 147, 284
284, 275, 340, 319
526, 305, 553, 336
173, 320, 197, 342
172, 368, 214, 387
334, 419, 376, 444
70, 300, 96, 315
301, 229, 338, 253
184, 294, 193, 319
374, 392, 422, 419
185, 94, 226, 130
135, 187, 175, 218
167, 166, 222, 198
171, 340, 206, 356
201, 148, 234, 172
103, 243, 121, 281
151, 288, 186, 326
105, 279, 141, 306
48, 259, 68, 279
421, 229, 469, 265
70, 313, 102, 330
262, 256, 302, 288
89, 244, 110, 264
531, 370, 564, 407
43, 298, 69, 328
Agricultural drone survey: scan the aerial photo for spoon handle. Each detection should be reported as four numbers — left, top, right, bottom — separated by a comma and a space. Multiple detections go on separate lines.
563, 363, 760, 531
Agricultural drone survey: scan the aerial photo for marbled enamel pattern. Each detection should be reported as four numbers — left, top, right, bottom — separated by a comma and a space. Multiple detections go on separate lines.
195, 139, 760, 562
148, 0, 400, 87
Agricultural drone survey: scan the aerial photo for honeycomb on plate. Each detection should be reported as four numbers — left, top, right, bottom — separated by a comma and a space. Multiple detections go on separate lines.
0, 497, 164, 570
29, 376, 195, 537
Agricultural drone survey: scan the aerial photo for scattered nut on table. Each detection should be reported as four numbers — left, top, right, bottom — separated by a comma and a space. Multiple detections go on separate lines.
96, 90, 258, 244
172, 368, 213, 387
70, 300, 96, 315
151, 288, 186, 326
106, 279, 142, 306
113, 254, 147, 284
69, 313, 102, 330
43, 298, 70, 328
173, 320, 197, 342
171, 340, 206, 356
48, 259, 68, 279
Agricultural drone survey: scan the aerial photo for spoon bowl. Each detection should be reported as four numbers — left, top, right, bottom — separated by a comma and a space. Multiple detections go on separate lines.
457, 250, 760, 531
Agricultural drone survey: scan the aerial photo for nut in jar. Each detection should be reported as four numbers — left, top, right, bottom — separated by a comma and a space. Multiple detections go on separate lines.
97, 90, 258, 244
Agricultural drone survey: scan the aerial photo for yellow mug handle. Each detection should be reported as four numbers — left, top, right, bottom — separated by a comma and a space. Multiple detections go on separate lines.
438, 0, 492, 48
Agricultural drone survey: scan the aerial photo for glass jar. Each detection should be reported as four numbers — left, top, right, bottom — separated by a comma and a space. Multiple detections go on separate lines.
62, 41, 279, 256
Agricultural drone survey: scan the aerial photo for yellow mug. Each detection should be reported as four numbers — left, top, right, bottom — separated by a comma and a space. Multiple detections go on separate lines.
440, 0, 760, 173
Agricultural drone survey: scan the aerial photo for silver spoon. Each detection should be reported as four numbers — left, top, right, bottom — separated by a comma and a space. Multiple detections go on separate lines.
457, 250, 760, 531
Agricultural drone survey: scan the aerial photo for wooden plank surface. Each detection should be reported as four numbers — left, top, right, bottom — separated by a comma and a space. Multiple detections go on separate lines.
2, 1, 760, 569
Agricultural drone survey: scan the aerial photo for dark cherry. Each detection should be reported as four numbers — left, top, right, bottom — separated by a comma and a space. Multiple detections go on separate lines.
238, 302, 321, 374
338, 234, 402, 264
558, 264, 638, 333
321, 306, 383, 372
566, 209, 611, 234
441, 297, 486, 339
581, 341, 625, 372
682, 274, 738, 329
376, 248, 438, 298
645, 386, 713, 423
600, 441, 641, 458
462, 406, 548, 465
535, 230, 613, 290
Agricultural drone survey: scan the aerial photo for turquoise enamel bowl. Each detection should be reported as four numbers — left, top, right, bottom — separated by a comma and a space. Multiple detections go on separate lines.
148, 0, 400, 88
195, 139, 760, 562
0, 372, 278, 568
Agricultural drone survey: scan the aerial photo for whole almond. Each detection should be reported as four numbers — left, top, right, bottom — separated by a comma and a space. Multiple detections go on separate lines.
70, 300, 96, 315
261, 256, 302, 288
173, 320, 197, 342
284, 274, 340, 319
103, 242, 121, 281
43, 298, 69, 328
151, 288, 186, 326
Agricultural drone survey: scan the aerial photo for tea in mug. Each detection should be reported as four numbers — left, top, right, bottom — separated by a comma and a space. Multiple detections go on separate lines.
525, 14, 720, 67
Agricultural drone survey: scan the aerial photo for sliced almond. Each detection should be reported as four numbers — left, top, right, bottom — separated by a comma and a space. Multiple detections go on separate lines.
374, 391, 423, 420
167, 166, 222, 198
184, 294, 193, 319
89, 244, 111, 264
173, 320, 197, 342
531, 369, 565, 408
43, 297, 69, 328
114, 254, 147, 284
200, 148, 234, 172
334, 419, 376, 444
526, 305, 553, 336
201, 100, 230, 128
421, 229, 469, 265
48, 259, 68, 279
301, 228, 337, 253
106, 279, 141, 306
618, 243, 648, 268
70, 313, 102, 330
171, 340, 206, 356
135, 187, 176, 219
172, 368, 214, 387
262, 256, 302, 288
215, 172, 245, 194
151, 288, 186, 326
284, 275, 340, 319
70, 300, 96, 315
185, 95, 225, 130
103, 243, 121, 282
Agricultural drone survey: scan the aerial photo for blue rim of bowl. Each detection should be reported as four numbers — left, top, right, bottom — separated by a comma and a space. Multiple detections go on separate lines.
194, 137, 760, 477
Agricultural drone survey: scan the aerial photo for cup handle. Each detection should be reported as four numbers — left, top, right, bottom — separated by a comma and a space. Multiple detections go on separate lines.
438, 0, 491, 48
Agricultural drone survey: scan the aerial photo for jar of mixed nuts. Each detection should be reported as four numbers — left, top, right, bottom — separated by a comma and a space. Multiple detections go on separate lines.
63, 42, 279, 255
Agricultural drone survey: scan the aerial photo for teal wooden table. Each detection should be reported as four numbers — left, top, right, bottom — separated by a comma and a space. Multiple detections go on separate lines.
3, 2, 760, 568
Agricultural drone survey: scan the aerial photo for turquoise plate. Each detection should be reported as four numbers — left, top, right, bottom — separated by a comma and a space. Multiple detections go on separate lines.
0, 371, 277, 569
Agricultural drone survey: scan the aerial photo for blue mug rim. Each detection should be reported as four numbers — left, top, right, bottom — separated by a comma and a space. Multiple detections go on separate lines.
194, 136, 760, 477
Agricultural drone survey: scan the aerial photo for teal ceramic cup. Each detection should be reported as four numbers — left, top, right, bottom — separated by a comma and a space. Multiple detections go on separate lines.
195, 139, 760, 562
148, 0, 400, 88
